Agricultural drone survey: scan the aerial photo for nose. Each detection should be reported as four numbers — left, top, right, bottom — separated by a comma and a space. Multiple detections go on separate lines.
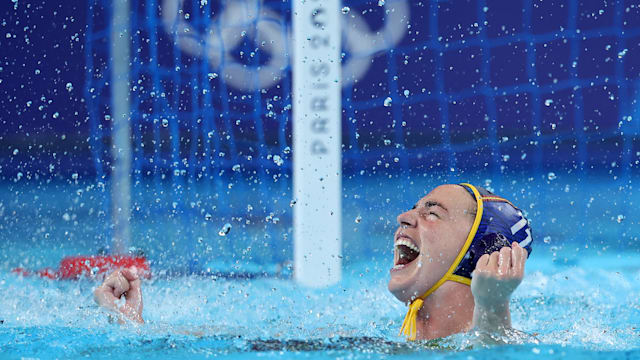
397, 208, 417, 228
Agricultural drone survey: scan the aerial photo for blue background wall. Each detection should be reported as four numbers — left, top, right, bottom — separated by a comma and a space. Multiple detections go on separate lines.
2, 0, 640, 179
1, 0, 640, 271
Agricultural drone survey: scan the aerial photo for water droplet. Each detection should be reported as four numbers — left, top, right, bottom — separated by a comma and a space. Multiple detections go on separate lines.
544, 99, 553, 106
618, 49, 628, 58
162, 118, 169, 127
355, 215, 362, 223
52, 112, 59, 119
62, 213, 71, 221
65, 82, 73, 92
543, 236, 551, 244
205, 213, 212, 221
616, 214, 625, 223
289, 199, 297, 207
341, 6, 350, 14
12, 149, 18, 156
403, 89, 410, 97
383, 139, 391, 146
283, 146, 291, 154
383, 97, 392, 107
547, 172, 557, 181
273, 155, 283, 166
219, 223, 232, 236
378, 0, 385, 6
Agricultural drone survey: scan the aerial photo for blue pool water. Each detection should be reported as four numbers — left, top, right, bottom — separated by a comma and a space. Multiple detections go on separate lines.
2, 0, 640, 357
1, 176, 640, 359
1, 252, 640, 359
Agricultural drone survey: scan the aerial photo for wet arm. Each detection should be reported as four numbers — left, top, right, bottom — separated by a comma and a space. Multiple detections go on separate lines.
470, 242, 527, 334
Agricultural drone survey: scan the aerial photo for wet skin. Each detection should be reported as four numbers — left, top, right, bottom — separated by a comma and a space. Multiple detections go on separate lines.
388, 184, 476, 303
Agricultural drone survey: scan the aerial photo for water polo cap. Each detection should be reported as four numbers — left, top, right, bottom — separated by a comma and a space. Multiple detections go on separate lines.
399, 183, 533, 340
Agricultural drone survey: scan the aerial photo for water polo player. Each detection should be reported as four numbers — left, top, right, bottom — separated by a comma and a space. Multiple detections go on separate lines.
389, 183, 533, 340
94, 182, 533, 341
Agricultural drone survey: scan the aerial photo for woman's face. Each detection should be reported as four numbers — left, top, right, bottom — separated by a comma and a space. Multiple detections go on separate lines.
388, 184, 475, 303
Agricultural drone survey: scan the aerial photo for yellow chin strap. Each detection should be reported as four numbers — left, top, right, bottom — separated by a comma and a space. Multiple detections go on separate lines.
399, 183, 484, 340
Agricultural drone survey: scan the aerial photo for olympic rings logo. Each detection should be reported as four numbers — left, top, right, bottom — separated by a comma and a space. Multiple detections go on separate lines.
161, 0, 409, 91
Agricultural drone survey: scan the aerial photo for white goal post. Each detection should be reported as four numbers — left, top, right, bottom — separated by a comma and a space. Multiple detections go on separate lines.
110, 0, 132, 254
292, 0, 343, 287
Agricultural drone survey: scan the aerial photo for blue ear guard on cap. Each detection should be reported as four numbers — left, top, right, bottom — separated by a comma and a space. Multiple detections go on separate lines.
453, 183, 533, 280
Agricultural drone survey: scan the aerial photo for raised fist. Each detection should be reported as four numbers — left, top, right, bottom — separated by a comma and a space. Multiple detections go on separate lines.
470, 242, 527, 331
93, 268, 144, 324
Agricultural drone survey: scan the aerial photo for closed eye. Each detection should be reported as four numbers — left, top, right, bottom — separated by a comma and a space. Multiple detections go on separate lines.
421, 211, 439, 219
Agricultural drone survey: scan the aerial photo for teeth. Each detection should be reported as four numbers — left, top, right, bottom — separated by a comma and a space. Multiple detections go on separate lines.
395, 238, 420, 253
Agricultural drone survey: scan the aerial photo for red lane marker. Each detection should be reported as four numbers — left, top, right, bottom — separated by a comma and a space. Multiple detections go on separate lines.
11, 255, 151, 280
11, 267, 33, 277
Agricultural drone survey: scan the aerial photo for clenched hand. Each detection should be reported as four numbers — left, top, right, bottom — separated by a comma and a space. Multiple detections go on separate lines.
470, 241, 527, 332
93, 268, 144, 324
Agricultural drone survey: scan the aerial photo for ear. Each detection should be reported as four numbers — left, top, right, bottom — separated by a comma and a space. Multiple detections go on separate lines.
454, 233, 514, 280
473, 233, 511, 261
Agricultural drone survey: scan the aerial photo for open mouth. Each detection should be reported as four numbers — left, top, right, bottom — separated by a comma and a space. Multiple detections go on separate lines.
394, 237, 420, 269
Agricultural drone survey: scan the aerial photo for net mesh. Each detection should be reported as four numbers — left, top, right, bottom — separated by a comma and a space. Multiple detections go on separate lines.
84, 0, 640, 269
